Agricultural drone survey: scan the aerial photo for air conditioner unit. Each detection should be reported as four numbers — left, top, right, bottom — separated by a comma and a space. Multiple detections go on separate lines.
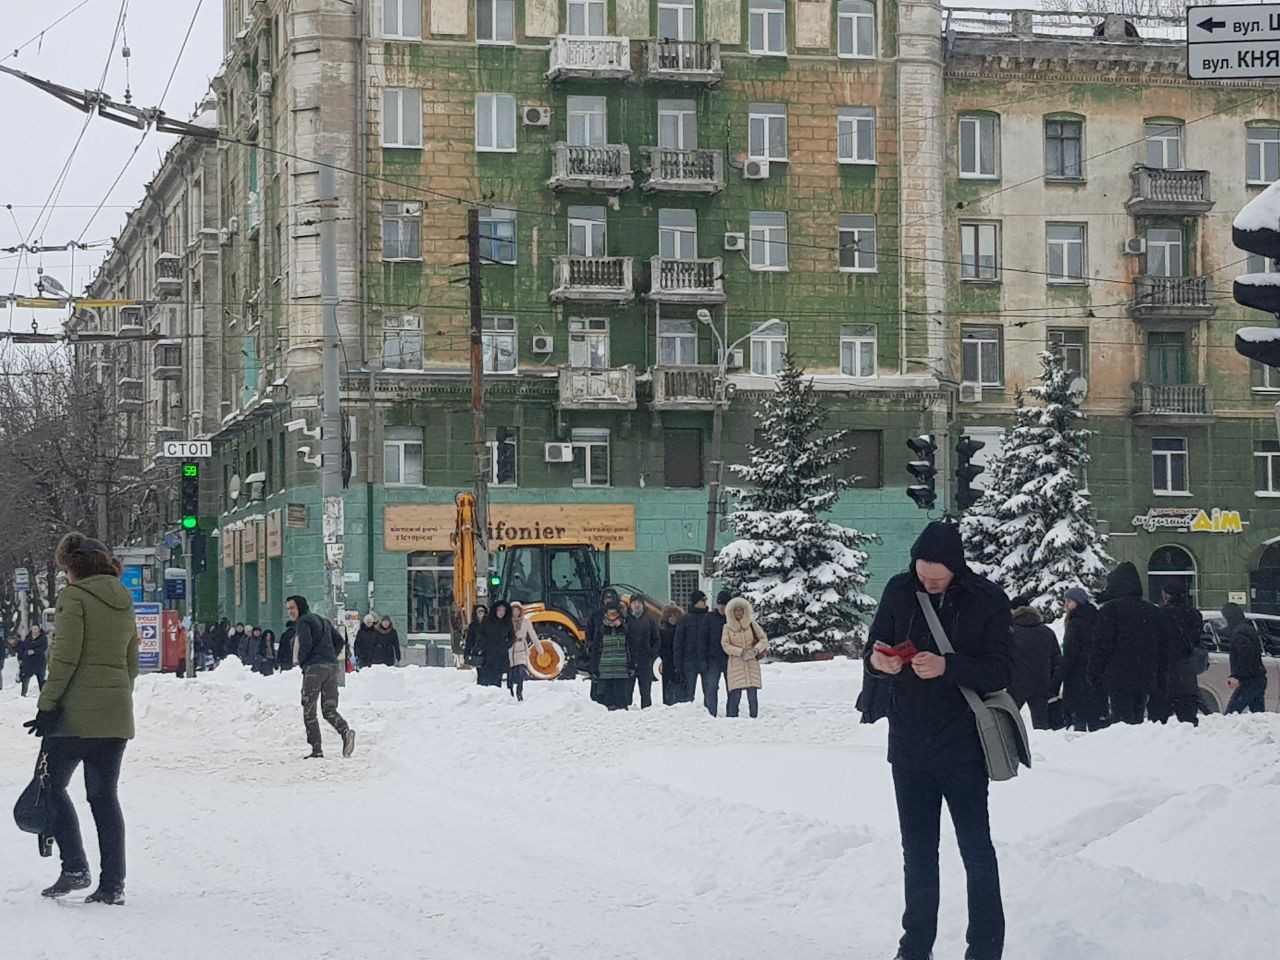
544, 442, 574, 463
724, 348, 745, 370
723, 232, 746, 251
743, 159, 770, 180
523, 106, 551, 127
531, 334, 554, 355
958, 382, 984, 404
257, 72, 273, 96
1123, 237, 1147, 256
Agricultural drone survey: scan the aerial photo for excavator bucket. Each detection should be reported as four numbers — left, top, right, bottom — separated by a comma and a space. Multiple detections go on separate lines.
526, 639, 566, 681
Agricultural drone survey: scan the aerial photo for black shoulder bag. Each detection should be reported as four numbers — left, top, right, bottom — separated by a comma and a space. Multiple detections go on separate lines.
13, 748, 57, 857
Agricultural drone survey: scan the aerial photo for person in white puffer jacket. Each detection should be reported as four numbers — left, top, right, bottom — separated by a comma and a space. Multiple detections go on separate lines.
507, 602, 544, 702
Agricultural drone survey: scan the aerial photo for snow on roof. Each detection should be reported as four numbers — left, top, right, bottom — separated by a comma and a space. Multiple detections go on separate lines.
1237, 272, 1280, 287
1237, 327, 1280, 344
1235, 180, 1280, 233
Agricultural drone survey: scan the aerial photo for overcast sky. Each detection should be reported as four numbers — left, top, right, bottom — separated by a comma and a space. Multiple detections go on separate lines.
1, 0, 222, 332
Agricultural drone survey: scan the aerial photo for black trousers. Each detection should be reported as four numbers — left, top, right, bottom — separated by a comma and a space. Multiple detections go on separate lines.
301, 666, 350, 748
726, 687, 759, 718
892, 762, 1004, 960
1171, 695, 1200, 726
45, 737, 128, 886
635, 675, 653, 709
507, 664, 526, 699
1108, 691, 1148, 725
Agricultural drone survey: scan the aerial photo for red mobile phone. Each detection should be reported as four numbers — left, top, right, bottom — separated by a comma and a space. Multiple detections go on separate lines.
891, 640, 918, 661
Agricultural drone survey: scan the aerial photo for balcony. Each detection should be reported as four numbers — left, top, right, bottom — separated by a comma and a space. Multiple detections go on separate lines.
1126, 167, 1213, 217
558, 365, 637, 410
644, 40, 722, 84
652, 365, 720, 411
551, 256, 634, 302
548, 143, 632, 192
547, 36, 631, 81
648, 257, 725, 303
153, 340, 182, 381
1130, 275, 1217, 323
117, 377, 144, 412
154, 253, 183, 300
1132, 383, 1213, 423
641, 148, 725, 194
118, 305, 144, 340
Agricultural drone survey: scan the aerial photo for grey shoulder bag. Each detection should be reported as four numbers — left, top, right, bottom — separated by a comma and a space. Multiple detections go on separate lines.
915, 592, 1031, 782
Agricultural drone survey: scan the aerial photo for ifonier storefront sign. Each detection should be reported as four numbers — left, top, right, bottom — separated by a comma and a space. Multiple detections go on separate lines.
1131, 507, 1245, 535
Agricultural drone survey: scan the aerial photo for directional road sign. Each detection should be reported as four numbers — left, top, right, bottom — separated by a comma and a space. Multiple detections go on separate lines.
1188, 4, 1280, 79
14, 567, 29, 592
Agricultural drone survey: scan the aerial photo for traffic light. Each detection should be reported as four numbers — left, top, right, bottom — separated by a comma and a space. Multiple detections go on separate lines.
954, 435, 986, 512
906, 434, 938, 511
180, 462, 199, 531
1233, 182, 1280, 367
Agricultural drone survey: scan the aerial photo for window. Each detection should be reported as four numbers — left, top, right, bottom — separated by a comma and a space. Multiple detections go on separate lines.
1148, 546, 1198, 607
568, 206, 606, 257
381, 201, 421, 261
1257, 441, 1280, 494
664, 429, 703, 488
482, 316, 517, 374
748, 104, 788, 161
487, 427, 518, 487
477, 0, 515, 43
475, 93, 516, 152
382, 0, 422, 38
658, 99, 698, 151
840, 324, 877, 377
668, 552, 708, 610
1048, 329, 1088, 379
1251, 360, 1280, 391
1145, 121, 1182, 170
568, 317, 610, 368
840, 429, 883, 489
478, 206, 516, 265
749, 0, 786, 55
1147, 332, 1188, 385
1152, 437, 1188, 494
407, 551, 454, 638
1045, 119, 1083, 179
838, 214, 877, 271
658, 0, 696, 40
960, 221, 999, 281
837, 1, 875, 58
1247, 253, 1280, 276
567, 0, 606, 37
659, 209, 698, 261
571, 429, 610, 487
382, 315, 423, 369
381, 88, 423, 148
384, 426, 424, 485
750, 320, 788, 376
567, 96, 607, 148
749, 212, 788, 271
1247, 126, 1280, 184
1146, 228, 1183, 278
959, 115, 999, 178
1046, 223, 1086, 283
961, 326, 1001, 386
837, 107, 876, 164
658, 318, 698, 365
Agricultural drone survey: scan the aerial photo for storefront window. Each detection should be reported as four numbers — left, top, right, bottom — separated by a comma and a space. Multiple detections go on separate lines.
1147, 545, 1197, 607
408, 551, 453, 639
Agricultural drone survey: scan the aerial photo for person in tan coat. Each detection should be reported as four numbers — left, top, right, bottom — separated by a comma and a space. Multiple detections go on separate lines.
721, 596, 768, 718
507, 602, 544, 702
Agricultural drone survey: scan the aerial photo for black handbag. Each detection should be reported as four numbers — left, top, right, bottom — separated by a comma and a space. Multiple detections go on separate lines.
13, 748, 57, 857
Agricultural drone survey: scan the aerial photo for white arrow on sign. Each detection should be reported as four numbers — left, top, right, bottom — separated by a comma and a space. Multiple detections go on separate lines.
161, 440, 213, 459
1188, 5, 1280, 44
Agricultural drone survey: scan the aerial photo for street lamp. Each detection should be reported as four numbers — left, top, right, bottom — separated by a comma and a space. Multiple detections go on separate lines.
699, 308, 753, 578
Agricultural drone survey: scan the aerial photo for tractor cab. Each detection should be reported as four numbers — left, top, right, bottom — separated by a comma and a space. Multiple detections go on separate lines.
497, 541, 606, 627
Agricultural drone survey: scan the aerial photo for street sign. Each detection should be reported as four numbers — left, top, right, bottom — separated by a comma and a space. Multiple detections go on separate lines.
160, 440, 212, 459
135, 602, 162, 672
14, 567, 29, 592
164, 578, 187, 600
1188, 5, 1280, 79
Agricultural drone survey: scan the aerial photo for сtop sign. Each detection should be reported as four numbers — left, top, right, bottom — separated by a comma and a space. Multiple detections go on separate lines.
1131, 507, 1245, 535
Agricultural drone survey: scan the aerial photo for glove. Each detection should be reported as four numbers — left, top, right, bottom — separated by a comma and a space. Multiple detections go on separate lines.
23, 710, 57, 737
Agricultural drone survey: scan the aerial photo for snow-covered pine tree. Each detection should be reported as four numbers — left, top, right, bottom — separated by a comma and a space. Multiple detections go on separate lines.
961, 350, 1111, 617
713, 355, 878, 658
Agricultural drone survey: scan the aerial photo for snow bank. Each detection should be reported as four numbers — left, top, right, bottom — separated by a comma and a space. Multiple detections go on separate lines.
1, 660, 1278, 959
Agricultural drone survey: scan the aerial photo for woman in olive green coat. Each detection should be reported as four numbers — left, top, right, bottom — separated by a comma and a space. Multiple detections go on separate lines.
27, 533, 138, 906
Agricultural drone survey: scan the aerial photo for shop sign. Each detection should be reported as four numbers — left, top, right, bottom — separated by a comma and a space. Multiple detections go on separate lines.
1131, 507, 1245, 534
384, 503, 638, 552
266, 510, 283, 558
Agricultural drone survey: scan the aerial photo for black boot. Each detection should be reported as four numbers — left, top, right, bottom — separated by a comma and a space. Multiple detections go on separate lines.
305, 746, 323, 759
85, 883, 125, 906
41, 869, 91, 898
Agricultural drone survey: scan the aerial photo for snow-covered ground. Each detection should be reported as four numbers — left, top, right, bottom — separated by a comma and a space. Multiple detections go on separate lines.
1, 658, 1278, 960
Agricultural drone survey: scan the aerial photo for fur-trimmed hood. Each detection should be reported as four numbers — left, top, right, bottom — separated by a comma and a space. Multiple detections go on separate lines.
725, 596, 755, 628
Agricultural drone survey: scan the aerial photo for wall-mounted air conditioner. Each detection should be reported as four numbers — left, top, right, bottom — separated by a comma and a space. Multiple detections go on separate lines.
544, 443, 574, 463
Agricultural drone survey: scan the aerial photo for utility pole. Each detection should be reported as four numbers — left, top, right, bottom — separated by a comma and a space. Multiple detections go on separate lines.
182, 528, 195, 678
703, 379, 725, 578
467, 207, 491, 598
319, 157, 347, 635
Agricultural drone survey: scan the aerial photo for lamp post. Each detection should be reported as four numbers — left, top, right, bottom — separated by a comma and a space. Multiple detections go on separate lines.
698, 308, 752, 578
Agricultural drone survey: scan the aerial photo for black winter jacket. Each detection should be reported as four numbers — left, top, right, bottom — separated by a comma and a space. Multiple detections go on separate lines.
1226, 616, 1266, 681
658, 620, 677, 665
1159, 603, 1204, 697
1008, 607, 1062, 703
586, 618, 646, 678
699, 609, 730, 668
1088, 563, 1168, 694
673, 608, 708, 667
278, 623, 296, 669
1061, 604, 1108, 721
17, 631, 48, 678
371, 625, 401, 666
627, 612, 661, 677
476, 616, 514, 674
354, 625, 378, 665
296, 612, 340, 669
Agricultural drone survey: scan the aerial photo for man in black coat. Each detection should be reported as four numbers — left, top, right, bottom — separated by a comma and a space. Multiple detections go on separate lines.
1223, 602, 1268, 714
672, 590, 709, 704
860, 521, 1012, 960
17, 625, 49, 697
626, 594, 661, 709
1007, 601, 1062, 731
1088, 562, 1169, 724
695, 590, 732, 717
1156, 588, 1205, 725
287, 595, 355, 760
1060, 587, 1108, 732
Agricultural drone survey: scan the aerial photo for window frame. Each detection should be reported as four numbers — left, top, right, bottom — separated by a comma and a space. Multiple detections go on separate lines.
1044, 118, 1084, 181
476, 0, 516, 44
1247, 125, 1280, 185
748, 212, 789, 272
487, 426, 519, 488
961, 326, 1002, 386
657, 99, 698, 151
750, 320, 789, 376
838, 214, 877, 272
382, 315, 423, 370
382, 0, 423, 40
839, 323, 877, 378
1145, 120, 1183, 170
475, 93, 517, 153
837, 107, 876, 165
478, 206, 517, 266
748, 103, 789, 162
482, 315, 518, 375
959, 220, 1000, 282
748, 0, 787, 56
657, 1, 696, 41
958, 114, 999, 179
1152, 437, 1189, 495
658, 318, 698, 366
837, 0, 876, 59
1047, 328, 1088, 380
566, 96, 608, 148
1046, 222, 1088, 284
568, 205, 607, 257
381, 201, 422, 262
381, 88, 423, 149
568, 317, 611, 369
1252, 359, 1280, 392
1255, 440, 1280, 496
566, 0, 607, 38
658, 208, 699, 261
663, 428, 704, 489
1146, 227, 1184, 278
571, 428, 611, 488
383, 427, 424, 486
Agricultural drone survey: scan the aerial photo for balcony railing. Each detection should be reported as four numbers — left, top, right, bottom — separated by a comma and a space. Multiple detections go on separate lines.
558, 365, 637, 410
154, 253, 183, 299
648, 257, 725, 302
644, 40, 722, 83
551, 256, 635, 301
1130, 275, 1216, 320
117, 376, 144, 411
548, 143, 633, 192
1127, 167, 1213, 216
547, 36, 631, 81
652, 365, 720, 410
641, 148, 725, 193
1132, 383, 1212, 419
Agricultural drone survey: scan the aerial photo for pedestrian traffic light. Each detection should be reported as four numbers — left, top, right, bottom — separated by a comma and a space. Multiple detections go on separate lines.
180, 462, 199, 531
1233, 182, 1280, 368
906, 434, 938, 511
954, 435, 986, 512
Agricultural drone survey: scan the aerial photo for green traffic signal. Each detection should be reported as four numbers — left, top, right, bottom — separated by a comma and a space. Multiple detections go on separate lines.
181, 516, 198, 531
489, 575, 502, 587
183, 463, 199, 478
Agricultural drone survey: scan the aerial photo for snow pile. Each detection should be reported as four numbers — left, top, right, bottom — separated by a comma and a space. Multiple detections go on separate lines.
1, 661, 1279, 959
